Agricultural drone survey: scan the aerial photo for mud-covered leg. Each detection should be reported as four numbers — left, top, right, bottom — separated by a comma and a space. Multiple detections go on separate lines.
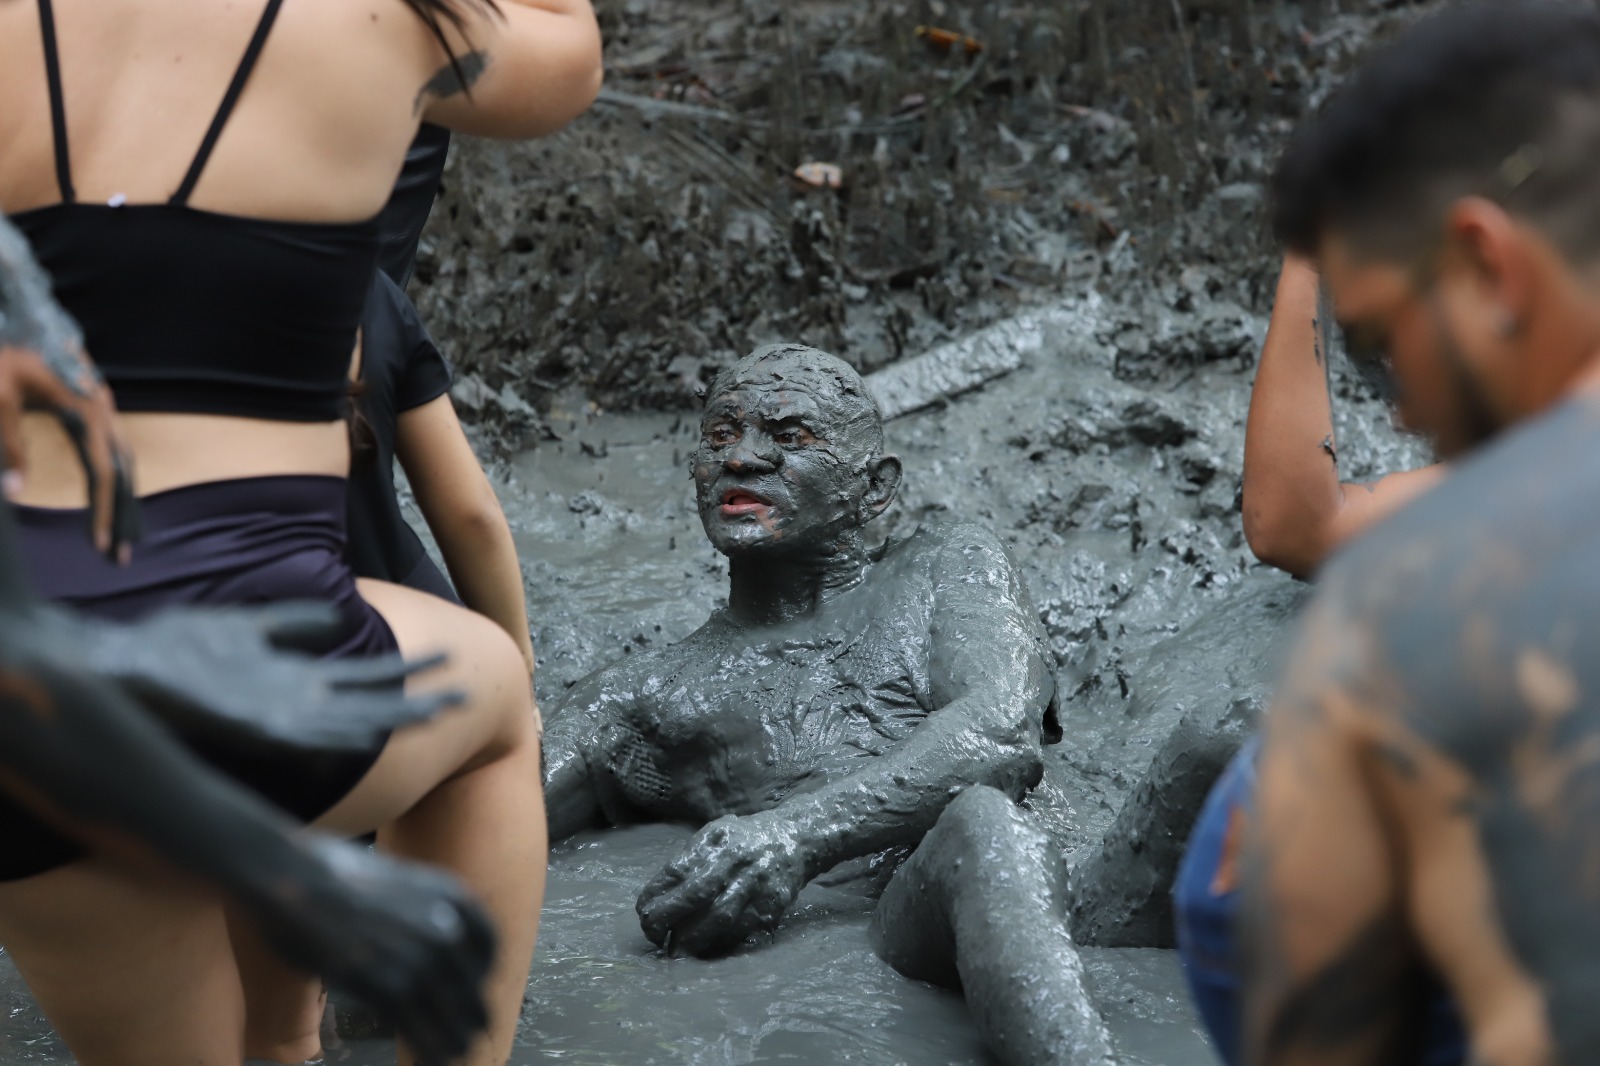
872, 786, 1116, 1066
1070, 701, 1255, 948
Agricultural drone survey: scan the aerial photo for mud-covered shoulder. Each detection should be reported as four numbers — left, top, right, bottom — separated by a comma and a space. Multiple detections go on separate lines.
889, 520, 1031, 591
1288, 400, 1600, 1058
905, 521, 1057, 731
1310, 394, 1600, 750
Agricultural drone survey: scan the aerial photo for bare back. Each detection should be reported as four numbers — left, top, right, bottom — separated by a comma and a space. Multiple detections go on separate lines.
0, 0, 600, 503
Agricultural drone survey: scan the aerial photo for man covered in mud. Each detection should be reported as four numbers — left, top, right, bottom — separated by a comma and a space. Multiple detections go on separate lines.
1239, 2, 1600, 1063
544, 343, 1118, 1064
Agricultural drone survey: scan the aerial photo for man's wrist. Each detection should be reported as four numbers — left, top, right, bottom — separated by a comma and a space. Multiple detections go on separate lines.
761, 800, 842, 881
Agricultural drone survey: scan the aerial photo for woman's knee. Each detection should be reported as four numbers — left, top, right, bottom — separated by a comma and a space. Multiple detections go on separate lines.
360, 580, 534, 755
463, 618, 537, 765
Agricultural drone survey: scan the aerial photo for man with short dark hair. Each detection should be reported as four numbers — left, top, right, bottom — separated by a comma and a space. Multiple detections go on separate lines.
1242, 2, 1600, 1062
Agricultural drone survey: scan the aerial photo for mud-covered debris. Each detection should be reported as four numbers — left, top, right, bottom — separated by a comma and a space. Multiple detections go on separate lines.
792, 162, 844, 191
451, 372, 545, 453
867, 302, 1102, 419
567, 492, 605, 516
1042, 389, 1199, 454
416, 0, 1445, 423
1110, 300, 1258, 383
914, 26, 982, 55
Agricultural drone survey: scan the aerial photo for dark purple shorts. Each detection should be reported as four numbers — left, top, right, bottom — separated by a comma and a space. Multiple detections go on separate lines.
0, 475, 397, 882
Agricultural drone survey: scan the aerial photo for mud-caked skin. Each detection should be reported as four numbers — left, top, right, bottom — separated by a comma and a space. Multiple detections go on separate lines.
1243, 395, 1600, 1066
544, 344, 1121, 1064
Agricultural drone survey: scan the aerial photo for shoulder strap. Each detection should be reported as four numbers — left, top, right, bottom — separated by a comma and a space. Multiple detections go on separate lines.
169, 0, 286, 206
36, 0, 76, 203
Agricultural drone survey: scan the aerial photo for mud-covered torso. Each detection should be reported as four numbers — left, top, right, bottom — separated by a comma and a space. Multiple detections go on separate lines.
1310, 394, 1600, 1061
590, 530, 951, 824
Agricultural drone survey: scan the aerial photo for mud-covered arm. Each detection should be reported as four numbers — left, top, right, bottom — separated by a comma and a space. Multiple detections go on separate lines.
0, 615, 321, 892
1241, 593, 1421, 1066
542, 668, 643, 841
775, 529, 1050, 872
1241, 254, 1442, 578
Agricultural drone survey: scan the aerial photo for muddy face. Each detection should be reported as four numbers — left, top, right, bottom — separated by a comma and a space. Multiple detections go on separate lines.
693, 345, 899, 559
695, 386, 865, 556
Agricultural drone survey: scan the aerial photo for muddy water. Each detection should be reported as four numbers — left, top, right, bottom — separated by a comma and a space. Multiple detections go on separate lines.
0, 826, 1207, 1065
0, 291, 1427, 1062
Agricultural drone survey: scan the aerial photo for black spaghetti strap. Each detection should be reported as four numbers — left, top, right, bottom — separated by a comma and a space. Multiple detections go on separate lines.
169, 0, 286, 206
36, 0, 76, 203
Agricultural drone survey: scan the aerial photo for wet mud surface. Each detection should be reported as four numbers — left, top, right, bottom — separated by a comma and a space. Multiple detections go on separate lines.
0, 827, 1200, 1065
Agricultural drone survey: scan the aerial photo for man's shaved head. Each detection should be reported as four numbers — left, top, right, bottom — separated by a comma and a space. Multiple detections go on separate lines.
707, 343, 885, 458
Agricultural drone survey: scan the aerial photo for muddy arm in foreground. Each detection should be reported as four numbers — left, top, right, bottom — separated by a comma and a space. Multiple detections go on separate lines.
0, 584, 494, 1064
0, 213, 136, 559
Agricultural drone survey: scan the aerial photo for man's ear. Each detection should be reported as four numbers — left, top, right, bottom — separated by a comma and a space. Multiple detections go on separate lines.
1440, 196, 1538, 333
862, 455, 903, 520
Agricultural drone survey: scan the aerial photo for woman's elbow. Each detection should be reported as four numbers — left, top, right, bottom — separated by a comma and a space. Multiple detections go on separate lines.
1241, 502, 1318, 579
453, 503, 513, 547
541, 26, 605, 132
567, 41, 605, 119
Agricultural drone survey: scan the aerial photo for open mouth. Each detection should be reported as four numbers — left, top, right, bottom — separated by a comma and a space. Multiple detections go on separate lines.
719, 487, 773, 516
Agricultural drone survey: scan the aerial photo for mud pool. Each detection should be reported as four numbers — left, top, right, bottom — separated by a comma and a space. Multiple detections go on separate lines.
0, 290, 1426, 1062
0, 826, 1197, 1065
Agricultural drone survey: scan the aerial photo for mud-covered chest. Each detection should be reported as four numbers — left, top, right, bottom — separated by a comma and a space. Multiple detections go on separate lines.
649, 593, 938, 759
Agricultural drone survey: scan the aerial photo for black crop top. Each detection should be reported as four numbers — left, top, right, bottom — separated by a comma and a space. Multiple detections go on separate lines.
11, 0, 379, 422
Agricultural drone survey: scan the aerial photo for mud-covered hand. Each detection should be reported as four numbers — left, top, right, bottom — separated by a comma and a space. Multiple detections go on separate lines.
0, 211, 136, 560
0, 345, 136, 562
636, 811, 813, 956
247, 835, 496, 1066
77, 601, 461, 751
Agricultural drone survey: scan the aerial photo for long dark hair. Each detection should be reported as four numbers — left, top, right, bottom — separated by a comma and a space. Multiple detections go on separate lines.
400, 0, 504, 93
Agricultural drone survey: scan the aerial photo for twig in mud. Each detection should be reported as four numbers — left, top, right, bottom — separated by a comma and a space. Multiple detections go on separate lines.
931, 51, 988, 109
656, 126, 778, 224
1168, 0, 1202, 145
594, 88, 767, 128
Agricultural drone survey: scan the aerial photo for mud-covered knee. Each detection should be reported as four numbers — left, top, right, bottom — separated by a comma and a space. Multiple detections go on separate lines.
936, 785, 1033, 853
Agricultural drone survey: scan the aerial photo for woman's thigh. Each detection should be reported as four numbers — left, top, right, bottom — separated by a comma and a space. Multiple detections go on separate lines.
313, 578, 534, 837
0, 857, 246, 1066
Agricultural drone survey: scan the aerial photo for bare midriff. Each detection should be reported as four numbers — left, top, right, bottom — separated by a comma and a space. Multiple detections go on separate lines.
15, 411, 349, 507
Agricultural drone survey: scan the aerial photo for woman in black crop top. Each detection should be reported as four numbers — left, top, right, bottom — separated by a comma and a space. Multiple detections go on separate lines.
0, 2, 601, 1063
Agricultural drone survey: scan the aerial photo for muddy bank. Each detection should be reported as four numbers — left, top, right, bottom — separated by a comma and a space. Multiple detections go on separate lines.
413, 0, 1443, 446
